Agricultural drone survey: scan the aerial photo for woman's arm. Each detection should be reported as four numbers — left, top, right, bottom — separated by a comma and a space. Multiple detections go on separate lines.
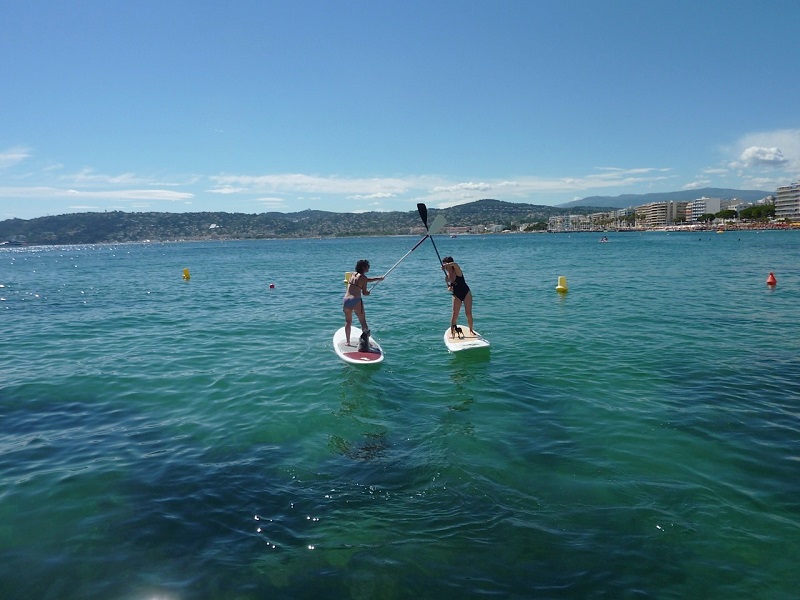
442, 264, 454, 284
363, 276, 383, 295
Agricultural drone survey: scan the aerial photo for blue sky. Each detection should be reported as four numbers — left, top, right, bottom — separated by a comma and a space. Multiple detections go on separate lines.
2, 0, 799, 220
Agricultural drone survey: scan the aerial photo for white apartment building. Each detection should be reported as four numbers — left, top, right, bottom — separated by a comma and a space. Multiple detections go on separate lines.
640, 201, 688, 227
775, 182, 800, 221
686, 197, 722, 222
547, 214, 591, 232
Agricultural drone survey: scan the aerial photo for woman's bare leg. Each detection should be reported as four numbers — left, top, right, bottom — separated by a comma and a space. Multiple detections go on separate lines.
463, 292, 474, 334
355, 302, 368, 332
343, 308, 353, 345
450, 297, 463, 335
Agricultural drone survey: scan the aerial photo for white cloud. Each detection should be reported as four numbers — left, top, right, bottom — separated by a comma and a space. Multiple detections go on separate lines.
256, 196, 288, 209
738, 146, 787, 168
350, 192, 396, 200
5, 153, 724, 219
431, 182, 493, 193
80, 189, 194, 201
511, 168, 672, 193
418, 167, 675, 208
53, 168, 197, 190
727, 129, 800, 172
739, 175, 788, 191
0, 186, 193, 201
592, 167, 672, 180
683, 180, 711, 190
0, 186, 61, 198
208, 185, 247, 194
208, 173, 421, 197
0, 146, 31, 169
67, 168, 146, 185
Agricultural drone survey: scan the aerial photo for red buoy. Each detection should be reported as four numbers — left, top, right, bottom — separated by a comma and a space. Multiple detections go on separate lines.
269, 283, 275, 289
766, 272, 777, 286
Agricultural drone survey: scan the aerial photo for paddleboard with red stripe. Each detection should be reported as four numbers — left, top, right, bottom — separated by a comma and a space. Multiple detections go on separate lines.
333, 326, 384, 365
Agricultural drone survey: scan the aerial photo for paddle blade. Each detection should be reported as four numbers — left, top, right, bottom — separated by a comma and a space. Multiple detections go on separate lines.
416, 203, 428, 228
429, 213, 446, 235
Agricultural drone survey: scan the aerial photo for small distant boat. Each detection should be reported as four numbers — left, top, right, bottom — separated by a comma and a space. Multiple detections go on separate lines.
450, 234, 458, 238
716, 229, 725, 234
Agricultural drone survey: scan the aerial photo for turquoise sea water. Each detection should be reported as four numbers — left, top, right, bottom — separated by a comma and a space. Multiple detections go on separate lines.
2, 231, 799, 599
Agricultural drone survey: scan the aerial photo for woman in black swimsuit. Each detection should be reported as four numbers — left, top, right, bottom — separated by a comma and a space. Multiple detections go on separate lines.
442, 256, 474, 336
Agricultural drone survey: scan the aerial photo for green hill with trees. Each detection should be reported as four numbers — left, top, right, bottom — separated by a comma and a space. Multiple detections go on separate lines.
1, 200, 590, 245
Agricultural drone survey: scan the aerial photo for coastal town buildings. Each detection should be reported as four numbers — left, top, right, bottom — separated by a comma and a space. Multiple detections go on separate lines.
546, 208, 638, 232
546, 191, 785, 232
775, 182, 800, 221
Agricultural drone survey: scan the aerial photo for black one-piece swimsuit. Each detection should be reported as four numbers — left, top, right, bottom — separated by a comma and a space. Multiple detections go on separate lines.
451, 274, 470, 301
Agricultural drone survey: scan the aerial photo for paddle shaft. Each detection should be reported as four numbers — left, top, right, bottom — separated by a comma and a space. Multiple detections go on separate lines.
368, 233, 429, 291
368, 211, 447, 292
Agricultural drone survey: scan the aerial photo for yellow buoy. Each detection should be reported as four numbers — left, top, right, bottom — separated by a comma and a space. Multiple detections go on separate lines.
556, 275, 568, 293
183, 268, 191, 280
343, 271, 352, 287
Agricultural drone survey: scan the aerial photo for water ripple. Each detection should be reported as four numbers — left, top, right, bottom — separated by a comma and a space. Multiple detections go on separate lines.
2, 234, 800, 599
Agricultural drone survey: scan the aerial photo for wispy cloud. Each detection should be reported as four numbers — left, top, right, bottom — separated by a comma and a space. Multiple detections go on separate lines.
208, 168, 674, 203
683, 180, 712, 190
0, 146, 31, 169
432, 182, 494, 193
255, 196, 289, 210
208, 173, 424, 197
207, 185, 247, 195
0, 186, 193, 201
208, 167, 671, 210
9, 138, 787, 220
212, 167, 679, 214
350, 192, 396, 200
1, 158, 692, 220
423, 169, 675, 208
740, 176, 787, 190
66, 168, 148, 185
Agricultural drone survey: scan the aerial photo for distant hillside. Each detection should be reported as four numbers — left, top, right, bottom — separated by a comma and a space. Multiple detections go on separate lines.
7, 192, 776, 245
1, 200, 585, 245
560, 188, 773, 210
428, 199, 595, 226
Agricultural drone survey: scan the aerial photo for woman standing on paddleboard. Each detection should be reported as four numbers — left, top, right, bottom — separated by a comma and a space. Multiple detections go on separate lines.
342, 259, 384, 346
442, 256, 475, 337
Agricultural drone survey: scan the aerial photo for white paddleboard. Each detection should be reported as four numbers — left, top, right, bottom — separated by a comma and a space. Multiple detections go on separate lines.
443, 324, 490, 352
333, 326, 385, 365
